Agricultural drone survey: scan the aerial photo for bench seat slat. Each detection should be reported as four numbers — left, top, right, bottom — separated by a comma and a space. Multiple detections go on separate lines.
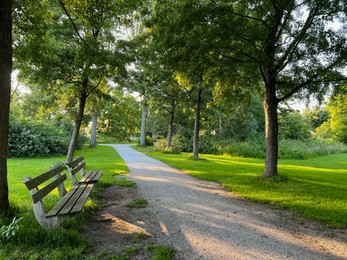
93, 170, 103, 181
70, 184, 94, 214
45, 185, 79, 218
58, 185, 86, 216
79, 170, 103, 183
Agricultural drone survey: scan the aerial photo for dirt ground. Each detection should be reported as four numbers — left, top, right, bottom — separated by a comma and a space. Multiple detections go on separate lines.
81, 184, 164, 259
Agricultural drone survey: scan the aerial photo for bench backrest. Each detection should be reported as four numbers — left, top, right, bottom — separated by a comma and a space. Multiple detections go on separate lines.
65, 157, 86, 185
23, 165, 67, 203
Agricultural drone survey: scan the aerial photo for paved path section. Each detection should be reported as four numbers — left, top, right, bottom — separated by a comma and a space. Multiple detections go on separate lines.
110, 144, 346, 260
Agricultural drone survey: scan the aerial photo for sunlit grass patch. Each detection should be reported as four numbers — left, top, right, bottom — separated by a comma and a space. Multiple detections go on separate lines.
126, 197, 148, 208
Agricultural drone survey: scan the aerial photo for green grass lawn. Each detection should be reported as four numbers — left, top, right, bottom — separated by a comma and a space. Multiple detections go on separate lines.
1, 145, 128, 259
135, 147, 347, 228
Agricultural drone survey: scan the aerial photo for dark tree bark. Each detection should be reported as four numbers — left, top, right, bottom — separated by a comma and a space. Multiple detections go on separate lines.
90, 112, 97, 147
166, 100, 175, 148
66, 81, 88, 162
0, 0, 12, 211
193, 88, 203, 159
263, 85, 279, 177
261, 5, 281, 177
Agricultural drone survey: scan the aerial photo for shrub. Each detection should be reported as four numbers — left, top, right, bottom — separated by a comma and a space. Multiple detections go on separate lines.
138, 136, 155, 146
75, 134, 88, 150
279, 139, 347, 159
8, 120, 68, 158
153, 135, 182, 154
216, 137, 346, 160
154, 139, 167, 151
222, 138, 265, 158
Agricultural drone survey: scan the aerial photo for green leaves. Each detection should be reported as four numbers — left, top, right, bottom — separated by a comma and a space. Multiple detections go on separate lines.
0, 217, 22, 242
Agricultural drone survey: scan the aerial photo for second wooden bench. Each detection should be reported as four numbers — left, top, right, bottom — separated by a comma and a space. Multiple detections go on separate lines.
65, 156, 103, 186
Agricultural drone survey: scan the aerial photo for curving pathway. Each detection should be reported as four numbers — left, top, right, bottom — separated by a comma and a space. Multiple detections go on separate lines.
108, 144, 346, 260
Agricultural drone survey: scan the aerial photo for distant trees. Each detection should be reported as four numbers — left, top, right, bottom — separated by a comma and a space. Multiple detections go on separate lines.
146, 0, 347, 177
313, 88, 347, 144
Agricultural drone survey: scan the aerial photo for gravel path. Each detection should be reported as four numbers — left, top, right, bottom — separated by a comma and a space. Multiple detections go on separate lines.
109, 144, 347, 260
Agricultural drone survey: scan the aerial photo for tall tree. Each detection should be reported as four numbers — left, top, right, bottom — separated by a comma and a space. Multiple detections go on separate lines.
15, 0, 132, 162
0, 0, 12, 211
147, 0, 347, 176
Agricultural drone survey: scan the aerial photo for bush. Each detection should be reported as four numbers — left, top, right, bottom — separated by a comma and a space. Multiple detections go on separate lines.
8, 120, 68, 158
221, 138, 265, 158
278, 139, 347, 159
76, 134, 88, 150
154, 139, 167, 151
138, 136, 156, 146
58, 122, 88, 150
154, 135, 182, 154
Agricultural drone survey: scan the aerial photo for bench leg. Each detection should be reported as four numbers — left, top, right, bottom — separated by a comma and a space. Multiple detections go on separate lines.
32, 201, 65, 229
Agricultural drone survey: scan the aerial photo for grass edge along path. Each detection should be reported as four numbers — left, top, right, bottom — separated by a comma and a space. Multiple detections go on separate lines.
135, 146, 347, 229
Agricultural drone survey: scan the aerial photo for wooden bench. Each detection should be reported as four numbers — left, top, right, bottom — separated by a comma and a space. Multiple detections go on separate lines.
23, 165, 94, 230
65, 156, 103, 186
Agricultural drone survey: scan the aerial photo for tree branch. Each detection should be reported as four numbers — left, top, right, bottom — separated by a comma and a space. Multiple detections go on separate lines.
58, 0, 95, 54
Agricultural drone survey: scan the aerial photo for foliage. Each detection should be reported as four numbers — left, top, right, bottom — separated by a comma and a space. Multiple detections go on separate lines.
146, 0, 347, 176
278, 139, 347, 159
138, 136, 155, 146
169, 135, 347, 160
0, 217, 22, 242
222, 138, 265, 159
137, 147, 347, 228
8, 119, 68, 158
303, 106, 329, 129
153, 135, 183, 154
278, 108, 311, 140
315, 121, 333, 140
324, 92, 347, 144
98, 88, 141, 142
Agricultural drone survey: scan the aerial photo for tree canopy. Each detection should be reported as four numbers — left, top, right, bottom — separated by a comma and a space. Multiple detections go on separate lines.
145, 0, 347, 176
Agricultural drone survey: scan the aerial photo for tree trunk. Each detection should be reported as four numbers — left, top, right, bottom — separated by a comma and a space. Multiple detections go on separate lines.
140, 102, 148, 146
0, 0, 12, 212
193, 88, 203, 159
261, 16, 280, 177
166, 100, 175, 148
218, 110, 223, 136
66, 85, 88, 163
263, 83, 279, 177
90, 112, 97, 147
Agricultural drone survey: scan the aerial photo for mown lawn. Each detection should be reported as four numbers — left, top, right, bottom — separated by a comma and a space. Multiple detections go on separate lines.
1, 145, 127, 259
135, 147, 347, 228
